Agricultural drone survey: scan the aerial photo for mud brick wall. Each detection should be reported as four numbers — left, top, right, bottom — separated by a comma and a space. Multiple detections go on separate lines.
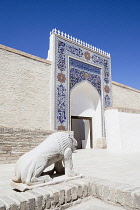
0, 127, 56, 164
0, 127, 73, 164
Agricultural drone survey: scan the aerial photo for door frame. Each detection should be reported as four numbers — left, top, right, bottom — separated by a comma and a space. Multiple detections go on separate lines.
71, 116, 93, 148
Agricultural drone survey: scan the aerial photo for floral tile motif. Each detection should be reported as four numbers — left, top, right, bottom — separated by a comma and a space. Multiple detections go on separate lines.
84, 51, 91, 60
104, 85, 110, 93
57, 73, 66, 83
57, 84, 66, 125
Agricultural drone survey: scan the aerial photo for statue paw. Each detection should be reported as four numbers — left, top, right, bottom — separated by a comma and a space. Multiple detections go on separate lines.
44, 175, 52, 182
66, 170, 79, 177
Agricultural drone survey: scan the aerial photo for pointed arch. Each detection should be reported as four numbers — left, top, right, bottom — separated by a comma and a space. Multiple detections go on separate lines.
70, 80, 100, 116
70, 81, 102, 149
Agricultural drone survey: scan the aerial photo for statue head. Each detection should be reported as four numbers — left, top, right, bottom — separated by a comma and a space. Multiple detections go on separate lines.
69, 134, 77, 152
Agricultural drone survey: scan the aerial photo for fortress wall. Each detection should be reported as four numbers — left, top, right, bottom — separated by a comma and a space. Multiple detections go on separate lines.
112, 81, 140, 110
0, 45, 52, 130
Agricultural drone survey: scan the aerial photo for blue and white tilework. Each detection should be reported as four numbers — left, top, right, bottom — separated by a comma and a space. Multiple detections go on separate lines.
54, 34, 112, 131
69, 58, 101, 95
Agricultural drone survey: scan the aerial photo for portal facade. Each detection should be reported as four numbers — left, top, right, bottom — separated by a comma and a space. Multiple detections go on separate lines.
48, 29, 112, 148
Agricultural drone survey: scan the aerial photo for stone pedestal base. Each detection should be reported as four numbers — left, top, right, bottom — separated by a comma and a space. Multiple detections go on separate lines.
11, 174, 84, 192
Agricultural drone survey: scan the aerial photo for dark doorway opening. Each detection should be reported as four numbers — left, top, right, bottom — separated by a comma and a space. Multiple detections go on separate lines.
71, 116, 93, 149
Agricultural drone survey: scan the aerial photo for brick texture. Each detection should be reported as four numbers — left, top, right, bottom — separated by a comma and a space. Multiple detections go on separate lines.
112, 81, 140, 110
0, 47, 51, 130
0, 127, 73, 164
0, 127, 56, 164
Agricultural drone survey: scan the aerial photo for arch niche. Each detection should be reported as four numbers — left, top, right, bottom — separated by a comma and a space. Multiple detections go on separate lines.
70, 81, 102, 149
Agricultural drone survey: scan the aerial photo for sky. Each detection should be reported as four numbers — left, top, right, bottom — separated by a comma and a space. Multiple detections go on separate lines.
1, 0, 140, 90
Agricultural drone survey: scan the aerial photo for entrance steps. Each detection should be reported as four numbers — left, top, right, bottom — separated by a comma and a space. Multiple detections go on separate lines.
0, 176, 140, 209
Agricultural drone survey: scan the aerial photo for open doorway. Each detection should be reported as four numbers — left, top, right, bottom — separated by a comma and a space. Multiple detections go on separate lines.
71, 116, 93, 149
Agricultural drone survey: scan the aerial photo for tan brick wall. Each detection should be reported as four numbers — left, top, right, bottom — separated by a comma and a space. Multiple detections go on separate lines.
0, 45, 52, 130
0, 127, 56, 163
0, 127, 73, 164
112, 81, 140, 110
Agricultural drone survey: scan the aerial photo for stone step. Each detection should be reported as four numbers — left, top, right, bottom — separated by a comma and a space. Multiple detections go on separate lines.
0, 176, 139, 210
69, 198, 125, 210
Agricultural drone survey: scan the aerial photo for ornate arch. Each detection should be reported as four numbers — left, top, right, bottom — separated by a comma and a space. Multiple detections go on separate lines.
69, 57, 101, 95
49, 31, 112, 131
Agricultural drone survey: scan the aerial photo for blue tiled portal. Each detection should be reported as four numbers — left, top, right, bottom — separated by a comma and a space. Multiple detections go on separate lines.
54, 34, 112, 131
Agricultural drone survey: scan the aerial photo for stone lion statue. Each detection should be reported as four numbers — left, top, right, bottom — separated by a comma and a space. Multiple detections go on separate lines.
12, 132, 78, 185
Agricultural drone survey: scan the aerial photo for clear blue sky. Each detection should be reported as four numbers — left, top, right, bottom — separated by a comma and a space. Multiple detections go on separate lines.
1, 0, 140, 90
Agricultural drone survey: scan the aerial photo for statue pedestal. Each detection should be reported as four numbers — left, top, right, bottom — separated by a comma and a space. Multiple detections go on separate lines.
11, 174, 84, 192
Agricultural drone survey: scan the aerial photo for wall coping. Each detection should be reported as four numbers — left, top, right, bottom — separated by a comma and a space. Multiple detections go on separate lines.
112, 81, 140, 93
0, 44, 51, 65
105, 107, 140, 114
